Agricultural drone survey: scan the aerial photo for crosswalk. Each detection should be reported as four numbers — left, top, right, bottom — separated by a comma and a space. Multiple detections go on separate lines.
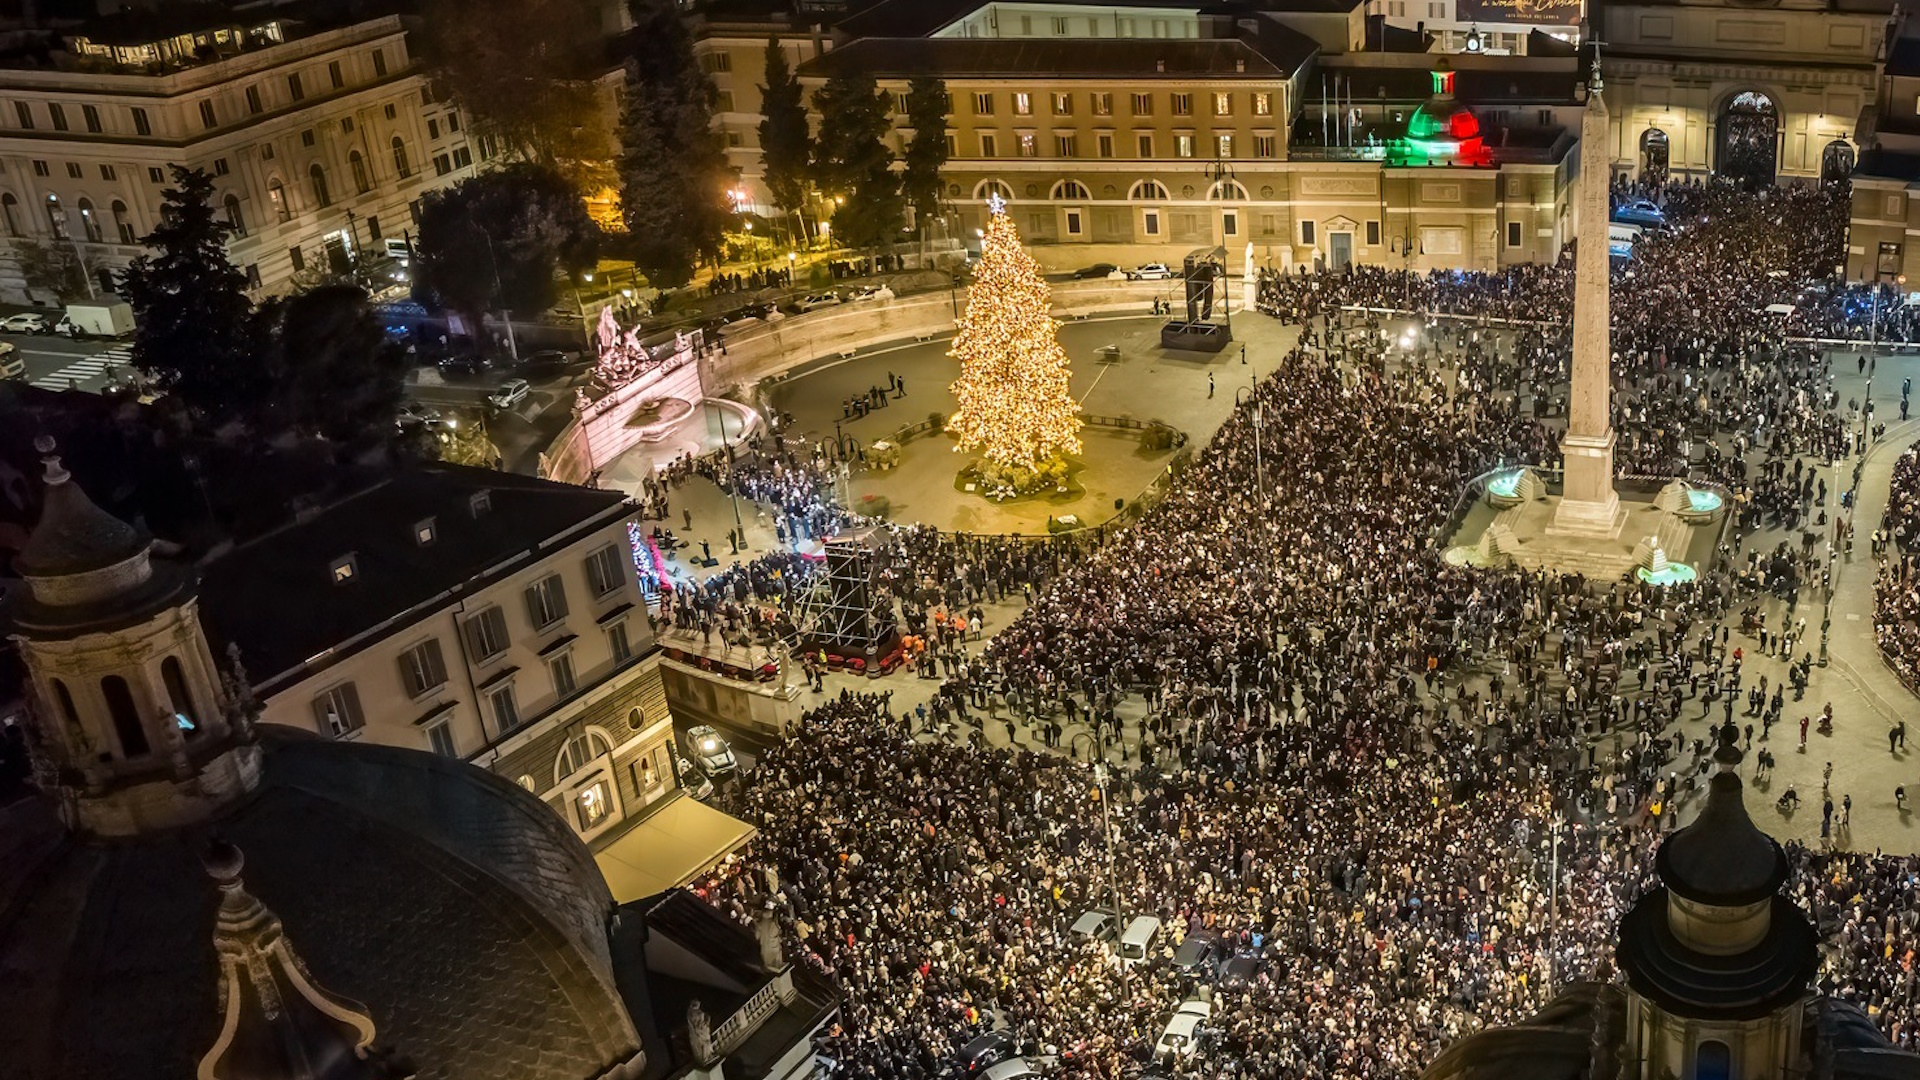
31, 343, 134, 390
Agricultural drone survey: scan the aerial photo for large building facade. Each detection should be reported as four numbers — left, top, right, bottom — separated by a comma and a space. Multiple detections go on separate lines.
0, 11, 485, 302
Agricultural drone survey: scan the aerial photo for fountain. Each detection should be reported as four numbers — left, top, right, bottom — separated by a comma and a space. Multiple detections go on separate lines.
1655, 479, 1725, 523
1485, 467, 1543, 509
1632, 535, 1697, 585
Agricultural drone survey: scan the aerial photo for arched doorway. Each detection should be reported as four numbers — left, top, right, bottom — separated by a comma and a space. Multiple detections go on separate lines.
1696, 1040, 1731, 1080
1717, 91, 1778, 189
1821, 139, 1856, 186
1640, 128, 1670, 179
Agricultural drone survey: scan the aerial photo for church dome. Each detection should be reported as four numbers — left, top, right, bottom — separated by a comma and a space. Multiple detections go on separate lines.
1655, 767, 1789, 907
13, 443, 146, 579
0, 730, 647, 1080
1392, 59, 1493, 168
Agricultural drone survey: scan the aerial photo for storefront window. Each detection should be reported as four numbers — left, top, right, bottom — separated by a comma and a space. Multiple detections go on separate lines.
576, 778, 612, 830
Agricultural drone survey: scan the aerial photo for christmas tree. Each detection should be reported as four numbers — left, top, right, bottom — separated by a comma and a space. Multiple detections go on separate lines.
947, 198, 1083, 472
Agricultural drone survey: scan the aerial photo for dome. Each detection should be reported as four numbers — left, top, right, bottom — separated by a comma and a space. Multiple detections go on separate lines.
14, 446, 147, 579
0, 730, 646, 1080
1654, 730, 1788, 906
1392, 59, 1493, 168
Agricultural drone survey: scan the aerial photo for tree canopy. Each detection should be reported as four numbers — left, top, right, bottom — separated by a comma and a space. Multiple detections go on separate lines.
757, 38, 812, 218
415, 0, 607, 172
616, 0, 731, 289
256, 285, 409, 448
122, 166, 266, 422
811, 73, 901, 251
412, 163, 600, 327
901, 76, 950, 229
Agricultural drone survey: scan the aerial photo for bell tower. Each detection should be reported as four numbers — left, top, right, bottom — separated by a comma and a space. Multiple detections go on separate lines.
6, 439, 261, 836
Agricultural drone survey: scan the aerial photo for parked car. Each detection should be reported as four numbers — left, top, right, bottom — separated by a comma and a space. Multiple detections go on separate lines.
1126, 263, 1174, 281
980, 1058, 1038, 1080
1173, 929, 1227, 979
436, 353, 492, 380
1613, 198, 1666, 228
1217, 951, 1260, 990
0, 311, 49, 334
516, 349, 585, 380
792, 292, 842, 313
731, 299, 779, 320
686, 724, 737, 776
1071, 262, 1119, 280
846, 284, 889, 301
486, 378, 531, 411
395, 403, 443, 429
1068, 909, 1120, 943
956, 1031, 1016, 1076
0, 345, 22, 381
673, 752, 714, 799
1154, 1000, 1212, 1061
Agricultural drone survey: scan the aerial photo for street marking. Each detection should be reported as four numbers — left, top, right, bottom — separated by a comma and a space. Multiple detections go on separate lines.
31, 343, 132, 389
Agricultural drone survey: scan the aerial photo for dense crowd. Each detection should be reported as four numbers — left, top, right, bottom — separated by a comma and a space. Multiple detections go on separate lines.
651, 177, 1920, 1080
1876, 446, 1920, 692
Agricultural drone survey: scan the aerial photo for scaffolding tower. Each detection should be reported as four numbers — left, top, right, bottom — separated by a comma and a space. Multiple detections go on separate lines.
799, 529, 899, 660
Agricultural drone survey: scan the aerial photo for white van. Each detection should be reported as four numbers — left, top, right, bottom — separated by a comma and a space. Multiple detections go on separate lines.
1120, 915, 1162, 967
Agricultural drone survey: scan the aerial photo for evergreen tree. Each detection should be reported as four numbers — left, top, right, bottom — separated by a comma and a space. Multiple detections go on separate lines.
900, 76, 950, 229
757, 38, 812, 232
417, 0, 606, 174
122, 166, 264, 421
811, 73, 900, 252
413, 164, 599, 331
15, 239, 87, 305
256, 285, 409, 448
946, 202, 1082, 471
618, 0, 731, 289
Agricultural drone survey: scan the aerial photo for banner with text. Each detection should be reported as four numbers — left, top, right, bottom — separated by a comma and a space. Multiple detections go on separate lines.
1455, 0, 1580, 26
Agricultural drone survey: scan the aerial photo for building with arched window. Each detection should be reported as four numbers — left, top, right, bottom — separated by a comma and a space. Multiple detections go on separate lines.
0, 12, 480, 302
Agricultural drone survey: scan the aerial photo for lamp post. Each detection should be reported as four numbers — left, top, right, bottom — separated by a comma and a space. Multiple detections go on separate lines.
1236, 383, 1263, 491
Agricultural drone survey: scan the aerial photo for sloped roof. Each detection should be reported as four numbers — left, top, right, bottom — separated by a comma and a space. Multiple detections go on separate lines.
802, 34, 1306, 78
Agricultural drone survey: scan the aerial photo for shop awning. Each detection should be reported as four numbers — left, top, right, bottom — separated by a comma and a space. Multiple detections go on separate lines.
594, 794, 756, 903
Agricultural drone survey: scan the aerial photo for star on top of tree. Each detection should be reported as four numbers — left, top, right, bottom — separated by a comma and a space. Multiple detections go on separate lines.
986, 191, 1008, 216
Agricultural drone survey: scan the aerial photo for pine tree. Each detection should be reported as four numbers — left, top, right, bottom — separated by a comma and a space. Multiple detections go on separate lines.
618, 0, 730, 289
757, 38, 811, 229
946, 202, 1082, 471
811, 73, 900, 251
122, 165, 264, 421
900, 76, 950, 228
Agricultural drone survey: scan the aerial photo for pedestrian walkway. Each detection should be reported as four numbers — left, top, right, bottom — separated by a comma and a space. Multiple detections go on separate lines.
30, 342, 132, 390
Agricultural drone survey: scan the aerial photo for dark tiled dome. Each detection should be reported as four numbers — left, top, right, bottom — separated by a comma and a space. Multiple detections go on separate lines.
13, 459, 147, 578
0, 731, 644, 1080
1654, 729, 1788, 907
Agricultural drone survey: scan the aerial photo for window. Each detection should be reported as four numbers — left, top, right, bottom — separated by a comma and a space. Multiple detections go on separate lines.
465, 604, 510, 659
432, 153, 452, 176
586, 544, 626, 597
392, 136, 411, 178
1013, 92, 1032, 116
1055, 134, 1077, 157
372, 48, 388, 77
1252, 93, 1272, 117
112, 201, 133, 243
1136, 133, 1153, 157
715, 90, 734, 112
48, 103, 66, 131
1051, 92, 1072, 115
1131, 92, 1152, 115
350, 150, 370, 194
979, 133, 998, 157
1255, 134, 1275, 157
65, 162, 81, 179
289, 244, 304, 271
1097, 132, 1114, 158
384, 103, 396, 120
452, 146, 471, 169
162, 656, 200, 733
99, 164, 115, 180
428, 117, 441, 140
488, 684, 519, 733
44, 195, 66, 238
1301, 220, 1316, 245
329, 60, 344, 89
1131, 179, 1169, 200
330, 554, 357, 584
1, 194, 17, 236
607, 620, 633, 664
1366, 220, 1381, 246
11, 101, 28, 129
427, 721, 457, 757
30, 160, 47, 177
81, 104, 100, 133
268, 180, 289, 222
1221, 208, 1237, 237
398, 638, 447, 697
341, 116, 354, 134
557, 730, 612, 777
1092, 92, 1112, 116
287, 73, 304, 101
103, 675, 150, 756
1053, 16, 1069, 32
309, 163, 330, 208
213, 157, 229, 176
945, 133, 957, 156
1053, 179, 1090, 200
1017, 132, 1037, 157
1065, 208, 1083, 235
245, 263, 260, 289
78, 199, 100, 242
710, 51, 732, 72
1213, 92, 1232, 116
1216, 133, 1233, 158
301, 128, 315, 147
198, 100, 215, 129
549, 651, 577, 697
366, 215, 380, 242
246, 85, 263, 114
525, 574, 569, 629
312, 683, 364, 737
147, 166, 163, 182
1171, 93, 1192, 116
1175, 133, 1195, 158
973, 92, 993, 115
1142, 208, 1161, 235
1507, 221, 1522, 247
132, 107, 150, 136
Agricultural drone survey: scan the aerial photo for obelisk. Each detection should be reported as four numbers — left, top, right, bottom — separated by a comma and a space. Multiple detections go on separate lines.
1550, 57, 1625, 537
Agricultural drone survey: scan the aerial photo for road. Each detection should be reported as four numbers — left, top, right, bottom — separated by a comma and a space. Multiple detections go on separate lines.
9, 329, 130, 392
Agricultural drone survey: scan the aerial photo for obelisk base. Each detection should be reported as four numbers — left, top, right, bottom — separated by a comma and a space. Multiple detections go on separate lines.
1549, 429, 1626, 538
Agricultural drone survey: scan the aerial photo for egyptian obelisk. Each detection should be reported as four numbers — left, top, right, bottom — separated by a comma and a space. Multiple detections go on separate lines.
1550, 56, 1625, 537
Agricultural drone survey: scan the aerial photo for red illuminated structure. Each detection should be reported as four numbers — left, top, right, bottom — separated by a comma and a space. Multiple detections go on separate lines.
1389, 60, 1495, 167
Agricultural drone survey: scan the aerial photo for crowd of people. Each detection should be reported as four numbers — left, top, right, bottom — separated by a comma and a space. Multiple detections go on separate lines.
632, 176, 1920, 1080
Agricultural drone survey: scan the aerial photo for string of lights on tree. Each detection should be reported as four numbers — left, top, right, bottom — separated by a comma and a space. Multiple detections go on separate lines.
946, 195, 1083, 471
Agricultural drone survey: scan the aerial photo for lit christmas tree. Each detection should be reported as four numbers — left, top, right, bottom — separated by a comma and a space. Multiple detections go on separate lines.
947, 197, 1083, 472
